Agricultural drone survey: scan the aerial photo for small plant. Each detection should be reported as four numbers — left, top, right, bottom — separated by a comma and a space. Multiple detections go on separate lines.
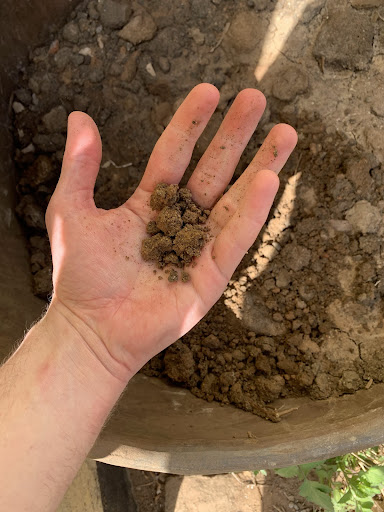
255, 447, 384, 511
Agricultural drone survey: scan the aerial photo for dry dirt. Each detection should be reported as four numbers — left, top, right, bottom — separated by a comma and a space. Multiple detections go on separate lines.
141, 182, 210, 280
11, 0, 384, 420
127, 469, 318, 512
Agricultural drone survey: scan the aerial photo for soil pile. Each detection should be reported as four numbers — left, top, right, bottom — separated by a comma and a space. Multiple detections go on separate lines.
141, 183, 210, 281
10, 0, 384, 420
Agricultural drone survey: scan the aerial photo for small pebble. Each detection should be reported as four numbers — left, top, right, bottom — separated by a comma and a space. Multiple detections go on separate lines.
12, 101, 25, 114
146, 62, 156, 77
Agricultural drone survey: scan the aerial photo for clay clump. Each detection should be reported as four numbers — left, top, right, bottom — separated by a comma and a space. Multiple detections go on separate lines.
141, 183, 210, 279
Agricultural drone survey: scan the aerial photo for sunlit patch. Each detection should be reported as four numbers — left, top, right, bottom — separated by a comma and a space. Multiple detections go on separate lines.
49, 212, 66, 286
254, 0, 315, 82
224, 172, 302, 318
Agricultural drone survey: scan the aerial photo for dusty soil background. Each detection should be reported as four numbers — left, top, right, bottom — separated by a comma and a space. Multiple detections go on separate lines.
11, 0, 384, 419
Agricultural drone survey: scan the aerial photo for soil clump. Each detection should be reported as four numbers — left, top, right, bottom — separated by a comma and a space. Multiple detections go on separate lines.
141, 183, 210, 279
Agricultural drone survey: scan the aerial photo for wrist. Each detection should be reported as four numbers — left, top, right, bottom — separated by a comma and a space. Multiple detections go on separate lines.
39, 300, 130, 409
0, 298, 129, 511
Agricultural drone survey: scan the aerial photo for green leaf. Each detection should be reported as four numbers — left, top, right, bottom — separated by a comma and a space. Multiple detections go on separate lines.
298, 461, 326, 478
337, 489, 353, 504
364, 466, 384, 486
254, 469, 267, 477
315, 467, 336, 484
275, 466, 299, 478
358, 498, 375, 512
299, 479, 334, 511
359, 479, 381, 495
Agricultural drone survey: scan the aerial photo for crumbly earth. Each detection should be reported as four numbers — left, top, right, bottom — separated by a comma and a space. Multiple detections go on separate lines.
141, 182, 210, 277
11, 0, 384, 420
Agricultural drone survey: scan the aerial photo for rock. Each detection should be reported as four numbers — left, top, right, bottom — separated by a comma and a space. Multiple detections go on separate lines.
12, 101, 25, 114
42, 105, 67, 133
98, 0, 132, 29
232, 349, 246, 361
272, 65, 309, 101
350, 0, 382, 7
201, 334, 220, 349
14, 88, 32, 105
371, 88, 384, 118
88, 68, 105, 83
62, 21, 80, 43
74, 94, 90, 111
345, 155, 375, 195
21, 143, 35, 154
48, 39, 60, 55
30, 251, 46, 268
158, 56, 170, 73
164, 342, 195, 383
364, 125, 384, 161
30, 235, 50, 252
151, 101, 172, 130
201, 373, 218, 394
217, 82, 236, 111
360, 337, 384, 381
254, 375, 285, 402
23, 155, 55, 187
345, 200, 381, 234
145, 62, 156, 77
120, 51, 139, 82
33, 133, 65, 152
298, 337, 320, 355
54, 47, 73, 71
314, 373, 334, 399
339, 370, 361, 393
319, 330, 359, 371
189, 27, 205, 45
281, 243, 311, 272
242, 293, 286, 336
33, 267, 52, 298
329, 219, 351, 232
226, 11, 265, 53
16, 196, 45, 229
313, 7, 373, 71
359, 234, 379, 254
301, 0, 325, 23
118, 11, 157, 45
88, 0, 100, 19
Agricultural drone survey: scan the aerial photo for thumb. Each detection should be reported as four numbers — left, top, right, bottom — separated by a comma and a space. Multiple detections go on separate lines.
54, 111, 102, 209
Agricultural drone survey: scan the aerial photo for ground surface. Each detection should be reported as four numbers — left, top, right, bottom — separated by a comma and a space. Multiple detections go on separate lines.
60, 461, 317, 512
11, 0, 384, 419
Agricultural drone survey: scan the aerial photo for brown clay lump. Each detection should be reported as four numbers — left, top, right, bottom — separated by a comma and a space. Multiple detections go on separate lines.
156, 206, 183, 236
173, 224, 206, 264
141, 233, 172, 261
141, 182, 211, 280
150, 182, 179, 210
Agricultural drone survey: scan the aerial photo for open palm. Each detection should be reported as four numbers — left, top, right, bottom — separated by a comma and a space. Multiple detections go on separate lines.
46, 84, 297, 381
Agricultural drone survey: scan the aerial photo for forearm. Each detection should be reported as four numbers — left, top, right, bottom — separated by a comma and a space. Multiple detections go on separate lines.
0, 305, 128, 512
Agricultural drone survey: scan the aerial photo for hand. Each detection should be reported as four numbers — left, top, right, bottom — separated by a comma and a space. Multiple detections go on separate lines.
46, 83, 297, 383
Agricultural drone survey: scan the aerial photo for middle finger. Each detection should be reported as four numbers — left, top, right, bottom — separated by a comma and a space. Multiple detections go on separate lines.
187, 88, 266, 208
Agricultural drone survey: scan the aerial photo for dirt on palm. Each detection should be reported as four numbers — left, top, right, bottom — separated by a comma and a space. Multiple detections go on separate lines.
11, 0, 384, 420
141, 182, 210, 280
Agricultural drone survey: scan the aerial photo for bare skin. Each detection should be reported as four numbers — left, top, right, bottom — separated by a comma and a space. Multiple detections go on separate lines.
0, 84, 297, 511
47, 83, 297, 379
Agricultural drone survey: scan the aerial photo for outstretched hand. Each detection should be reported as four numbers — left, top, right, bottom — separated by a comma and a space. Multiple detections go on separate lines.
46, 83, 297, 383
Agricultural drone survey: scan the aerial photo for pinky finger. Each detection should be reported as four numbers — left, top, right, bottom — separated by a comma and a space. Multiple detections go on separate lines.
212, 169, 280, 280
